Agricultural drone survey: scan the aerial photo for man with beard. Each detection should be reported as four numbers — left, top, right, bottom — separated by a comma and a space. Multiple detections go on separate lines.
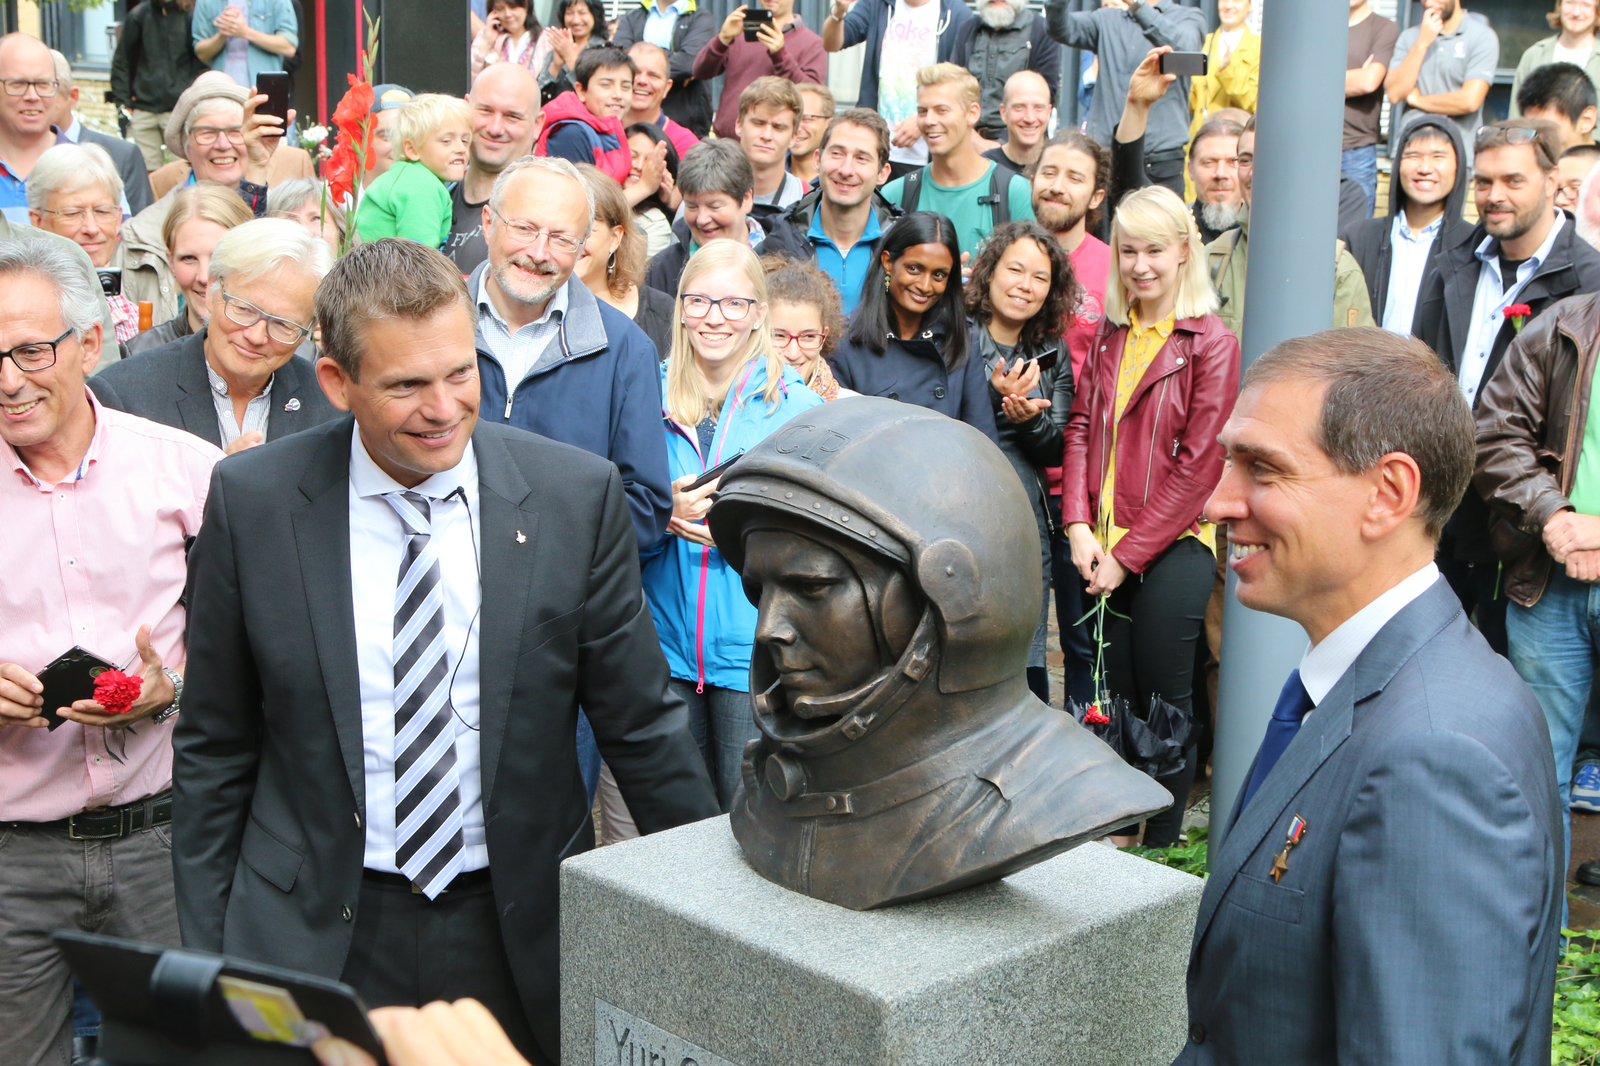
624, 42, 699, 160
1384, 0, 1498, 146
1414, 118, 1600, 657
1187, 116, 1243, 244
763, 107, 895, 313
1340, 115, 1471, 337
981, 71, 1053, 174
472, 156, 672, 551
446, 63, 542, 274
951, 0, 1059, 144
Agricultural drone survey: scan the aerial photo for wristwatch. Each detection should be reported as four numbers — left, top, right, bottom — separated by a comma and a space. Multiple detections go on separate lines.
152, 668, 183, 724
826, 2, 849, 22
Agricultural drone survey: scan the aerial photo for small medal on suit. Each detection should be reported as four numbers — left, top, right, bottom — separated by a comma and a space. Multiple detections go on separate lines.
1270, 814, 1307, 884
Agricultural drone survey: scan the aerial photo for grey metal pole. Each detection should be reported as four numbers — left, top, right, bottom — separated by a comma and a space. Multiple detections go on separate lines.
1208, 0, 1346, 848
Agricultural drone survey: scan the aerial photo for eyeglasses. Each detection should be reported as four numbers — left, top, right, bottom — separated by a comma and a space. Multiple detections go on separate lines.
0, 327, 72, 372
1, 78, 57, 97
801, 113, 833, 123
190, 125, 246, 146
219, 286, 312, 346
772, 328, 826, 352
1476, 124, 1557, 167
36, 205, 120, 226
682, 293, 755, 320
489, 208, 582, 254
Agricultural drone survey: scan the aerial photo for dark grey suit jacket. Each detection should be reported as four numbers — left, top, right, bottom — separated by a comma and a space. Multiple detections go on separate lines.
80, 126, 154, 216
1176, 579, 1562, 1066
88, 329, 338, 449
173, 416, 719, 1063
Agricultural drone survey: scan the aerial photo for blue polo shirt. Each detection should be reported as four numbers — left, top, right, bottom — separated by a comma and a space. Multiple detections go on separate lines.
808, 206, 881, 315
0, 126, 72, 224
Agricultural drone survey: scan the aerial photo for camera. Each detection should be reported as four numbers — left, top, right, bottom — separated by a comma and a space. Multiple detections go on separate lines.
97, 267, 122, 297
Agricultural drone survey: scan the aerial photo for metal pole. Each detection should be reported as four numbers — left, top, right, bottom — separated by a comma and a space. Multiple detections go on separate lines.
1208, 0, 1345, 848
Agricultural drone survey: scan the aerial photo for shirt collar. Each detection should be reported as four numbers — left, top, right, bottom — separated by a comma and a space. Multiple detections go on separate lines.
1391, 211, 1443, 244
62, 116, 81, 142
1474, 210, 1564, 274
807, 204, 882, 244
1127, 308, 1175, 337
476, 269, 569, 332
205, 360, 275, 400
651, 0, 689, 15
5, 386, 106, 490
350, 426, 479, 503
1298, 562, 1440, 705
688, 217, 765, 256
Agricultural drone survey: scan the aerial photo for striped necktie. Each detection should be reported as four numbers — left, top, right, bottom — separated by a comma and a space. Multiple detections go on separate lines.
384, 490, 465, 899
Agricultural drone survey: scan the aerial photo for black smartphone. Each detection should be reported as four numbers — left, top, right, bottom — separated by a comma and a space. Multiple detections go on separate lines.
37, 646, 119, 730
1031, 350, 1059, 373
743, 7, 773, 41
256, 71, 292, 125
687, 450, 745, 491
1160, 51, 1208, 78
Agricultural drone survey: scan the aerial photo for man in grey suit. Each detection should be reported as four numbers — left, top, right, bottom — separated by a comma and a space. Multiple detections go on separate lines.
50, 50, 154, 215
90, 217, 337, 452
1183, 328, 1562, 1064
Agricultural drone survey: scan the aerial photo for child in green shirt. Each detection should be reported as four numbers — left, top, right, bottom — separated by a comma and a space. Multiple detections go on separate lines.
355, 93, 474, 248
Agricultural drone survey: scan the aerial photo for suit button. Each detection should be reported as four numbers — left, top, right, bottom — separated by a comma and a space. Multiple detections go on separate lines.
341, 905, 352, 922
1190, 1023, 1206, 1045
933, 386, 947, 400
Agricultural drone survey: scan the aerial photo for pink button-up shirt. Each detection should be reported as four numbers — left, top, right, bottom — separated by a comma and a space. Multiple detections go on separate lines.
1, 390, 221, 821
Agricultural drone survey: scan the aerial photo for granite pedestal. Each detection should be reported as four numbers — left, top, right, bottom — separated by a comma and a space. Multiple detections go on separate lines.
560, 816, 1202, 1066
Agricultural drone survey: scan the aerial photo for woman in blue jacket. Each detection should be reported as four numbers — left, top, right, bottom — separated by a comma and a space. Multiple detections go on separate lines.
641, 240, 824, 810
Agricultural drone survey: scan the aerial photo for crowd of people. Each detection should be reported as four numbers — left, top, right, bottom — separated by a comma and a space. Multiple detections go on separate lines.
0, 0, 1596, 1063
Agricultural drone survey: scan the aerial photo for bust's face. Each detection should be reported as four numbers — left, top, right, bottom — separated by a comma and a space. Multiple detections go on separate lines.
744, 529, 883, 709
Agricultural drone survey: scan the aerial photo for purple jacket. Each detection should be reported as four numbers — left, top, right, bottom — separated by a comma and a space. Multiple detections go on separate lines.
692, 18, 826, 140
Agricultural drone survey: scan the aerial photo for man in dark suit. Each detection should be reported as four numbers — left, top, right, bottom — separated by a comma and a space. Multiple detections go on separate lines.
49, 50, 154, 215
91, 217, 337, 452
1413, 117, 1600, 654
1184, 328, 1562, 1065
173, 238, 718, 1066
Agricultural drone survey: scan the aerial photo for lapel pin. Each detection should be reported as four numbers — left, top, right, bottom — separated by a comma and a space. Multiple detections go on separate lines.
1270, 814, 1307, 885
284, 398, 301, 412
516, 530, 526, 543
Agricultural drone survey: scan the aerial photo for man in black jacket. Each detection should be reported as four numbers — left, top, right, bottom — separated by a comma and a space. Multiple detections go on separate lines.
174, 239, 717, 1066
1414, 117, 1600, 654
110, 0, 207, 173
1341, 114, 1471, 336
951, 0, 1060, 143
610, 0, 717, 137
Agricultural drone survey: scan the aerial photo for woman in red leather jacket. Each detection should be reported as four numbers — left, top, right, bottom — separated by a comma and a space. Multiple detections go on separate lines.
1060, 184, 1240, 848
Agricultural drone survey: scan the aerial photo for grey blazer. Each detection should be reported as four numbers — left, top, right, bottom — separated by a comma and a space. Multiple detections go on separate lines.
80, 127, 154, 216
1176, 578, 1562, 1066
87, 329, 339, 449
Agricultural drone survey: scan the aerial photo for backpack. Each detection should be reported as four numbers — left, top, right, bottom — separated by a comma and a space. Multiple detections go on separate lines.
897, 164, 1012, 227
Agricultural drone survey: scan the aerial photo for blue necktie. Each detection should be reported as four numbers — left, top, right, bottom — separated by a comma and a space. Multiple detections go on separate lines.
1239, 669, 1314, 811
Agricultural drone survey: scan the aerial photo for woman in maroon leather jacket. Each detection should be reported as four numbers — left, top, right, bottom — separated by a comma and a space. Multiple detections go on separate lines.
1060, 185, 1240, 847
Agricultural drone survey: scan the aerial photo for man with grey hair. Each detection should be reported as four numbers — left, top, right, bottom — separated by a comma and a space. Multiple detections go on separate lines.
47, 48, 152, 214
1182, 327, 1560, 1065
951, 0, 1060, 143
474, 154, 672, 550
91, 216, 338, 454
174, 237, 715, 1065
0, 232, 221, 1066
1187, 115, 1243, 244
643, 138, 764, 295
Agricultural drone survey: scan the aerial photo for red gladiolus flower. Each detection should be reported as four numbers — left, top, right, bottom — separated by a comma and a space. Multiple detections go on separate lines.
92, 669, 142, 715
326, 143, 357, 205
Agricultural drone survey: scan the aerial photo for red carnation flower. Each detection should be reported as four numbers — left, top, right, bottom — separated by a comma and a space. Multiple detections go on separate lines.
1084, 703, 1111, 725
92, 669, 142, 715
1504, 304, 1532, 319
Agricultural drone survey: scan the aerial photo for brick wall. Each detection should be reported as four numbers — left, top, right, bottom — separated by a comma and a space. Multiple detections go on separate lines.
74, 75, 119, 136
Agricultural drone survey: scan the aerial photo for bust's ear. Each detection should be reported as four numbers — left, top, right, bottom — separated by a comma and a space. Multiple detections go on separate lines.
878, 569, 921, 659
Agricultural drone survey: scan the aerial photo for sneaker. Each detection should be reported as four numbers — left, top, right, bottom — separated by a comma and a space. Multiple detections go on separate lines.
1573, 762, 1600, 813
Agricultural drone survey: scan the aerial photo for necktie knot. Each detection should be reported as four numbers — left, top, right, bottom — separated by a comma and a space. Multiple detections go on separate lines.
1271, 669, 1314, 724
384, 490, 433, 537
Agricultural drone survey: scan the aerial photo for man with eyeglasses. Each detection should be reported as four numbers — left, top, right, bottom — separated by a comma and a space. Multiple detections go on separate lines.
0, 33, 75, 225
0, 232, 221, 1066
90, 218, 339, 455
1416, 119, 1600, 664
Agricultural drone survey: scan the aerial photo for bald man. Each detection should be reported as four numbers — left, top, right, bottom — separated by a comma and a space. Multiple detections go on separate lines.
446, 62, 543, 273
982, 70, 1054, 173
0, 33, 70, 224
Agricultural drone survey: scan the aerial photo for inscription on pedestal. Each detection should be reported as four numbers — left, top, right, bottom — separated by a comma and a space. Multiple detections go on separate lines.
594, 999, 743, 1066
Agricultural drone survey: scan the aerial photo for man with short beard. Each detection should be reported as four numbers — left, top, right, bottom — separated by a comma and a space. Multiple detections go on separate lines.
950, 0, 1059, 143
445, 63, 541, 274
981, 70, 1052, 174
471, 155, 672, 551
1186, 117, 1242, 244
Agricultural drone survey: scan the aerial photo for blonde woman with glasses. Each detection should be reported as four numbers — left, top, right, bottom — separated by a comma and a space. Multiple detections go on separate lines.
640, 241, 824, 810
1060, 183, 1239, 849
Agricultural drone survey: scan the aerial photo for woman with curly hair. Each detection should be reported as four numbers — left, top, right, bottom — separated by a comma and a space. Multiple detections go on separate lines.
965, 219, 1079, 703
762, 256, 852, 401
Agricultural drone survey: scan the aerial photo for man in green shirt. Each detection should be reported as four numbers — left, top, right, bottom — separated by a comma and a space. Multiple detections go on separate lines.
881, 62, 1034, 259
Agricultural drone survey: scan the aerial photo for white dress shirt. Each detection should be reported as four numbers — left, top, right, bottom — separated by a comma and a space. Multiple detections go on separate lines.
643, 0, 690, 49
1457, 212, 1565, 407
1299, 563, 1440, 710
476, 271, 568, 411
1381, 211, 1442, 336
206, 362, 273, 449
349, 432, 487, 874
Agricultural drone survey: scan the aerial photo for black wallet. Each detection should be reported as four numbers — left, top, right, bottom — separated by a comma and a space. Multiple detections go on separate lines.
36, 646, 118, 730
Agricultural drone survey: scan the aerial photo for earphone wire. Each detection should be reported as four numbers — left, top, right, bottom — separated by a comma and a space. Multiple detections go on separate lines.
443, 485, 483, 732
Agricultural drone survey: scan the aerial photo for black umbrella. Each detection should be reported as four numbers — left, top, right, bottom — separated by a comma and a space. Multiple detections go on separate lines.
1068, 594, 1192, 780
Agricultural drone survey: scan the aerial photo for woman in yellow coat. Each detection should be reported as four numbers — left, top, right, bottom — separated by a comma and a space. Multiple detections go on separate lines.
1188, 0, 1258, 135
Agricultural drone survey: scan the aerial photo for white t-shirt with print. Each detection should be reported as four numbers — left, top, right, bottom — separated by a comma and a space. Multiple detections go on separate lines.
880, 0, 941, 167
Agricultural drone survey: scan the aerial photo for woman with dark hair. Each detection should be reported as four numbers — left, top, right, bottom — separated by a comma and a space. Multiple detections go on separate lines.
536, 0, 610, 100
625, 122, 682, 258
966, 220, 1079, 703
828, 212, 999, 442
470, 0, 543, 76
